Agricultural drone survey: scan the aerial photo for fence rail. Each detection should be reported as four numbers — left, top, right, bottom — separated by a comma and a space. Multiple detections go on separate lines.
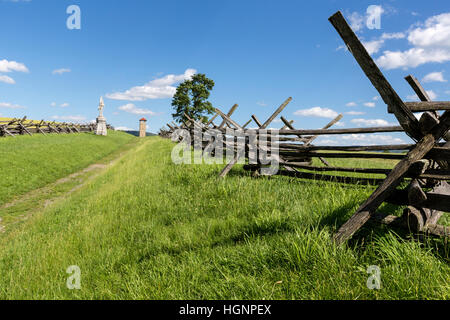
0, 117, 113, 137
159, 10, 450, 244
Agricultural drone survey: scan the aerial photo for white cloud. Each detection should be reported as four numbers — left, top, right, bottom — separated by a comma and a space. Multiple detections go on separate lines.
293, 107, 339, 119
345, 111, 365, 115
377, 48, 450, 69
52, 68, 71, 75
408, 13, 450, 48
364, 102, 376, 107
341, 134, 405, 144
256, 101, 267, 106
106, 68, 196, 101
363, 39, 384, 54
351, 118, 394, 126
376, 13, 450, 69
0, 59, 29, 73
427, 90, 438, 100
346, 7, 385, 33
50, 102, 70, 108
51, 115, 86, 122
373, 96, 380, 101
316, 134, 406, 146
116, 126, 135, 131
346, 102, 357, 107
118, 103, 158, 116
422, 71, 446, 82
318, 139, 336, 144
0, 102, 25, 109
344, 7, 397, 55
0, 59, 28, 84
406, 90, 437, 101
362, 33, 405, 55
0, 75, 15, 84
348, 12, 365, 32
381, 32, 405, 40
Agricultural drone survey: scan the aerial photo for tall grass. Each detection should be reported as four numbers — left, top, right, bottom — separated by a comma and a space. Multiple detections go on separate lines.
0, 137, 448, 299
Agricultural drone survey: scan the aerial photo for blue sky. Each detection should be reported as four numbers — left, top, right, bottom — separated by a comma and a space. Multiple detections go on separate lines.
1, 0, 449, 145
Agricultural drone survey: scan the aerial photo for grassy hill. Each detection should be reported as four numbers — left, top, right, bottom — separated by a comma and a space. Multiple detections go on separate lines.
0, 130, 136, 206
0, 136, 448, 299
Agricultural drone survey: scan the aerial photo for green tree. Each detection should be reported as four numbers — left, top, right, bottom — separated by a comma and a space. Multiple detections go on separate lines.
171, 73, 215, 124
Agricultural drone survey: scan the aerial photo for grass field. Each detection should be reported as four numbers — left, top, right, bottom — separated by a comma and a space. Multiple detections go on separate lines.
0, 136, 448, 299
0, 130, 136, 206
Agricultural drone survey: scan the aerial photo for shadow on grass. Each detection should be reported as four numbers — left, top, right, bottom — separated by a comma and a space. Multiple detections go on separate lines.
322, 202, 449, 262
195, 167, 449, 262
212, 166, 253, 179
136, 218, 298, 264
317, 201, 357, 230
226, 218, 297, 245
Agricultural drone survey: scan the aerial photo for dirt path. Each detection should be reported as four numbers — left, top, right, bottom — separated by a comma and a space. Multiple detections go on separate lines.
0, 142, 141, 233
1, 163, 107, 211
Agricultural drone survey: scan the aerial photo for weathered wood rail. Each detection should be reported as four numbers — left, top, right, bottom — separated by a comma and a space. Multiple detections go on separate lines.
160, 10, 449, 244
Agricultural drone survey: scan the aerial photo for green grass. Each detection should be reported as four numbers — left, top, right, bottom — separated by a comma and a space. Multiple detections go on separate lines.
0, 137, 448, 299
0, 130, 136, 206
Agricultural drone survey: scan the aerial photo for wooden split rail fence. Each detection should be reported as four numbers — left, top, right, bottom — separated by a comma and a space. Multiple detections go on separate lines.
0, 117, 112, 137
160, 11, 450, 244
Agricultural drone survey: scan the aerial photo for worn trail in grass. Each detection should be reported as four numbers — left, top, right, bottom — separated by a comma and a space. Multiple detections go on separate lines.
0, 130, 135, 206
0, 135, 141, 233
0, 137, 448, 299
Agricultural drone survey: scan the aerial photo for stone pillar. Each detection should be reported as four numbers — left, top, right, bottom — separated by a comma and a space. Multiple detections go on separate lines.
139, 118, 147, 138
95, 96, 107, 136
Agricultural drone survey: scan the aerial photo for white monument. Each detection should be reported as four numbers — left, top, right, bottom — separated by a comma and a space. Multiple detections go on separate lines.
95, 96, 107, 136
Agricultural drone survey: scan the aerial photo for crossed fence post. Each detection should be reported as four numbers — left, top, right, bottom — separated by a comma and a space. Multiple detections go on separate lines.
401, 75, 450, 230
217, 97, 293, 177
280, 114, 343, 167
329, 11, 450, 244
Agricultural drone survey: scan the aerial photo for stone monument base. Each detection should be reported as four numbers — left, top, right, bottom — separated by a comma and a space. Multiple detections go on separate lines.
96, 116, 107, 136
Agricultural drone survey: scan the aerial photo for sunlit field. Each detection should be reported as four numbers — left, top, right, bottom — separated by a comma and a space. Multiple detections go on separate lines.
0, 136, 448, 299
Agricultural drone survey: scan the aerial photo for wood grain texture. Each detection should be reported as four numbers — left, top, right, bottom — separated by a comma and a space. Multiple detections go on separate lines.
334, 110, 450, 244
329, 11, 421, 141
